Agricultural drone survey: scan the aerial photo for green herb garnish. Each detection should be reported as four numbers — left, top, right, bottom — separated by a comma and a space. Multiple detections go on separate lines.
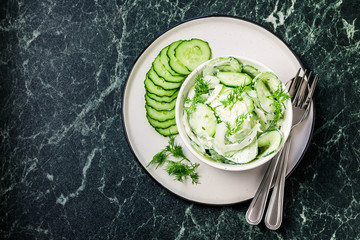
147, 136, 200, 184
268, 86, 290, 127
225, 113, 247, 135
220, 87, 244, 109
185, 74, 209, 114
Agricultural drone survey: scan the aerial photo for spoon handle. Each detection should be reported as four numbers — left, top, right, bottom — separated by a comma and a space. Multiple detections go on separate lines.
264, 136, 292, 230
245, 151, 282, 225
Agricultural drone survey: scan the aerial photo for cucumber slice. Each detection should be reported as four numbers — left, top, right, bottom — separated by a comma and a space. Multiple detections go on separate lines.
145, 104, 175, 122
213, 122, 255, 155
147, 115, 176, 129
214, 91, 254, 127
159, 46, 184, 76
217, 71, 252, 87
155, 124, 178, 136
242, 65, 260, 78
147, 91, 178, 103
202, 57, 242, 76
167, 40, 191, 75
226, 114, 258, 143
188, 103, 217, 137
144, 77, 177, 97
254, 72, 282, 113
145, 94, 176, 111
226, 138, 258, 164
175, 39, 211, 71
253, 107, 271, 132
257, 129, 283, 157
152, 55, 186, 83
147, 67, 182, 90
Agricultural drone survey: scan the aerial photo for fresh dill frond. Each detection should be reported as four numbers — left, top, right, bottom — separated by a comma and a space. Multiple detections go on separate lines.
220, 86, 244, 108
147, 150, 168, 168
268, 86, 290, 126
225, 113, 247, 135
148, 136, 200, 184
194, 74, 210, 95
185, 74, 209, 114
166, 160, 200, 184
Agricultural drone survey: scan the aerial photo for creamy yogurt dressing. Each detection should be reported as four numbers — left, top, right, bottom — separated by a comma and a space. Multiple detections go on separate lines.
182, 57, 290, 165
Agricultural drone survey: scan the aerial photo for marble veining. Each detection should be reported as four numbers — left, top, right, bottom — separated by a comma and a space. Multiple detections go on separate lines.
1, 0, 359, 239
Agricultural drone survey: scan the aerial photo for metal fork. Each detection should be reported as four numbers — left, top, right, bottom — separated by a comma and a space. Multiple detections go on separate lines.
246, 69, 318, 228
264, 69, 318, 230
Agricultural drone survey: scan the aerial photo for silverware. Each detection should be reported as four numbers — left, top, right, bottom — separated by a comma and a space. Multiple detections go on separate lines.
246, 69, 318, 228
264, 70, 318, 230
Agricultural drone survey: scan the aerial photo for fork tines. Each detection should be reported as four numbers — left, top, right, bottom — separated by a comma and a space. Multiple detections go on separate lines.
289, 69, 318, 109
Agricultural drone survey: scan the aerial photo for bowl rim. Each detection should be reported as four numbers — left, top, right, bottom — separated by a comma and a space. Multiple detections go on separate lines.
175, 55, 293, 171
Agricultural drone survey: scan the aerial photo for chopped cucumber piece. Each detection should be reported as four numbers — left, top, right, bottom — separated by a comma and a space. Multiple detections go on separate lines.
257, 129, 283, 157
202, 57, 242, 76
188, 103, 217, 137
213, 122, 255, 155
175, 39, 211, 71
226, 138, 258, 164
217, 71, 252, 87
214, 91, 254, 127
226, 115, 259, 143
242, 65, 260, 78
254, 72, 282, 113
167, 40, 191, 75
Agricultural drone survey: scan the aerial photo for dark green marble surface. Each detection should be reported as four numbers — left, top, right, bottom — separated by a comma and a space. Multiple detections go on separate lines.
1, 0, 359, 239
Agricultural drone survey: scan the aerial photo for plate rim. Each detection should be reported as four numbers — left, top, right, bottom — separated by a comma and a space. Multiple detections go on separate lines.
120, 14, 315, 206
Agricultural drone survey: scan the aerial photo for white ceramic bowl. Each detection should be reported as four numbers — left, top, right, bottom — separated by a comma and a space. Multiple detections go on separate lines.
175, 56, 293, 171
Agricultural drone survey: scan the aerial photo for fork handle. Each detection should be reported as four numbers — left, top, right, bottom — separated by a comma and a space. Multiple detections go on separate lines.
245, 151, 282, 225
264, 135, 292, 230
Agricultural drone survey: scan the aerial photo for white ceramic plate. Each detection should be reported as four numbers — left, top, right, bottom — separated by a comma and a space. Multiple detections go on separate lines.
122, 16, 314, 205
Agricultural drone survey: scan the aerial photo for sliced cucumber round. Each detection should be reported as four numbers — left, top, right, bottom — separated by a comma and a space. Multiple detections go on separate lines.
147, 67, 182, 90
152, 55, 186, 83
159, 46, 184, 76
175, 39, 211, 71
217, 71, 252, 87
145, 93, 176, 111
144, 77, 177, 97
147, 115, 176, 129
167, 40, 191, 75
188, 103, 217, 137
257, 129, 283, 157
155, 124, 178, 136
146, 91, 178, 103
242, 64, 260, 79
226, 138, 258, 164
213, 122, 255, 155
145, 104, 175, 122
214, 91, 254, 127
254, 72, 282, 113
202, 56, 242, 76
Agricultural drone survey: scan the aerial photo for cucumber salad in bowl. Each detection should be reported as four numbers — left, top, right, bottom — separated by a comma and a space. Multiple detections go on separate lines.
176, 56, 292, 170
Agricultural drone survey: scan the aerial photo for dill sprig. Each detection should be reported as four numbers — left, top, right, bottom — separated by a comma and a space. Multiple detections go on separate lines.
225, 113, 247, 135
147, 136, 200, 184
268, 86, 290, 126
194, 74, 210, 95
185, 74, 209, 114
220, 87, 244, 108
